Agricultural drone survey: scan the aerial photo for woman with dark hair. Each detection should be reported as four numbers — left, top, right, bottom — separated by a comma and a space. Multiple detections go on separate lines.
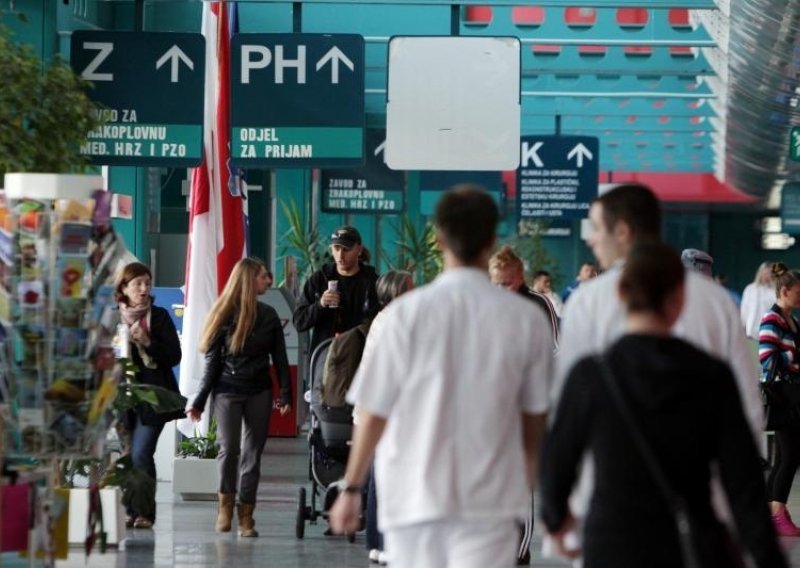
187, 257, 291, 537
759, 262, 800, 535
540, 242, 785, 568
114, 262, 182, 529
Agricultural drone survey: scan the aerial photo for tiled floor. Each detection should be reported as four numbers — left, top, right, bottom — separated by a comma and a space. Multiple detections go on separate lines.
11, 435, 799, 567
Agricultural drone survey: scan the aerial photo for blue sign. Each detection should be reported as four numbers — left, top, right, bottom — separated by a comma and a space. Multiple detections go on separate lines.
517, 135, 599, 219
230, 33, 365, 168
321, 130, 404, 213
70, 31, 205, 167
419, 171, 504, 216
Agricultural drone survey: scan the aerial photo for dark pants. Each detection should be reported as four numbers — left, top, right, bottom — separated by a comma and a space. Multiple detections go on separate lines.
127, 414, 164, 520
365, 463, 383, 551
215, 389, 273, 504
768, 421, 800, 503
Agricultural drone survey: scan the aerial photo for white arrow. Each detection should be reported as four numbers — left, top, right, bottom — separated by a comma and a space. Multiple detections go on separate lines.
315, 46, 354, 84
567, 143, 594, 168
374, 141, 386, 157
156, 45, 194, 83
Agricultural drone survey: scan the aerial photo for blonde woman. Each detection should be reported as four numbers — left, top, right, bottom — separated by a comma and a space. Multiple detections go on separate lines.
186, 258, 291, 537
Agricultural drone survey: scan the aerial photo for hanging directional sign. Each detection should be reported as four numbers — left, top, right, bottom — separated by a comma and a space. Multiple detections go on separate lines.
419, 171, 503, 216
230, 33, 365, 168
70, 31, 205, 167
517, 135, 599, 219
790, 127, 800, 161
321, 130, 404, 213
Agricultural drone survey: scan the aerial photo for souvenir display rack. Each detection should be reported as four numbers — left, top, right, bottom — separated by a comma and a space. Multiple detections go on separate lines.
0, 177, 127, 565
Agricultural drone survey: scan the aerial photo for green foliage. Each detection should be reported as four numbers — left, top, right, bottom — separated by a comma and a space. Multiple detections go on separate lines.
112, 359, 187, 417
504, 220, 562, 287
60, 457, 99, 489
383, 215, 442, 285
0, 24, 102, 177
101, 455, 156, 519
177, 417, 219, 459
278, 199, 326, 286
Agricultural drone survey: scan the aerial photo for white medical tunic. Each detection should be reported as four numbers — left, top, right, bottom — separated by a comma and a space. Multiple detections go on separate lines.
348, 267, 552, 532
556, 262, 762, 442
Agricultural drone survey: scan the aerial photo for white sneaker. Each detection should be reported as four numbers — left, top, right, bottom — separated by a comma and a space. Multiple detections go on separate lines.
378, 551, 389, 565
368, 549, 381, 563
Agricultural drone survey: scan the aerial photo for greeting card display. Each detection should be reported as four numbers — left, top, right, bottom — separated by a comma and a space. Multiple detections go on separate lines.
0, 190, 126, 458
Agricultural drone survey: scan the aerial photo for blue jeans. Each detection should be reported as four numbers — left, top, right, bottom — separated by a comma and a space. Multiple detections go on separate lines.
127, 413, 164, 520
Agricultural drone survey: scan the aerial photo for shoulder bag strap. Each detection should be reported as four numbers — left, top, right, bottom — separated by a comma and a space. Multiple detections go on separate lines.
593, 355, 702, 568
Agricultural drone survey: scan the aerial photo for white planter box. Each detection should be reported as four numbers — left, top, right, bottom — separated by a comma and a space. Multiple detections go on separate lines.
3, 173, 104, 200
68, 487, 126, 546
173, 458, 218, 501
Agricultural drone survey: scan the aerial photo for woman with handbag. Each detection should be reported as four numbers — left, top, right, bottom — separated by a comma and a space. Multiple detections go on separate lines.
758, 262, 800, 536
540, 242, 785, 568
115, 262, 183, 529
186, 257, 292, 537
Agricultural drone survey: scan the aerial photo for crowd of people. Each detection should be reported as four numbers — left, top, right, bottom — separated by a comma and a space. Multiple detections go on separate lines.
113, 181, 797, 568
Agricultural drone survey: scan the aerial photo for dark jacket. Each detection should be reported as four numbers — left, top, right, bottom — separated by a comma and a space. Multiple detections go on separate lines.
540, 335, 787, 568
516, 285, 559, 352
193, 302, 291, 410
293, 262, 379, 354
131, 305, 183, 426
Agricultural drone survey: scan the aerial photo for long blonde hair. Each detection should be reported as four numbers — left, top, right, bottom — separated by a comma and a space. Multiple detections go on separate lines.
199, 258, 265, 354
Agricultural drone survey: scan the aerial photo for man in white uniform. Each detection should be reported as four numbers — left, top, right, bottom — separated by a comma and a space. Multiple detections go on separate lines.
550, 183, 763, 558
330, 186, 552, 568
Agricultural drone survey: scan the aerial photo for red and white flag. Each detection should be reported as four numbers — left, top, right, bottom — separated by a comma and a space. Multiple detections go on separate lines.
178, 1, 246, 437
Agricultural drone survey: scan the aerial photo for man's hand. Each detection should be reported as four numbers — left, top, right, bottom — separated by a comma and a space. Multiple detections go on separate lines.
329, 492, 362, 534
320, 289, 340, 308
277, 403, 292, 417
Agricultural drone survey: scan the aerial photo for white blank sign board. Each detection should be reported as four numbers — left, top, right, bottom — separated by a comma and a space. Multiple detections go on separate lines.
385, 36, 521, 171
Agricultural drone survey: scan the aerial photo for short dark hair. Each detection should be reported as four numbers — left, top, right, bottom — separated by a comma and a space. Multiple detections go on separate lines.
619, 241, 684, 315
376, 270, 413, 308
595, 184, 661, 241
434, 185, 498, 263
533, 270, 550, 279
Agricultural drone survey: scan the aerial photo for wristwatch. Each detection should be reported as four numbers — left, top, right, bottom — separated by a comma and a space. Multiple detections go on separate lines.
334, 479, 362, 494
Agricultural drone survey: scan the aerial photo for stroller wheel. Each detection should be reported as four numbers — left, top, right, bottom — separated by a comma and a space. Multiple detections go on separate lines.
296, 487, 307, 539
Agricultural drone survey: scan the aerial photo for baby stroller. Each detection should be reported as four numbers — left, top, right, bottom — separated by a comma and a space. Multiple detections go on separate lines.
295, 337, 357, 541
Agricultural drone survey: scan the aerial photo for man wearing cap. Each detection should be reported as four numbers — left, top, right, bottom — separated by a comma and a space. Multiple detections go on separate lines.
294, 225, 379, 355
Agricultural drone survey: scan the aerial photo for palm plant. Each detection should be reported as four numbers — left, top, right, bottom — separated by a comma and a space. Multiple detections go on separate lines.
506, 220, 562, 287
278, 199, 326, 287
383, 215, 442, 285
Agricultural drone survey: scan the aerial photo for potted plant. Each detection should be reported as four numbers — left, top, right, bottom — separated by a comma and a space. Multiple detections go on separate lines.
0, 22, 103, 195
172, 417, 220, 501
57, 360, 188, 549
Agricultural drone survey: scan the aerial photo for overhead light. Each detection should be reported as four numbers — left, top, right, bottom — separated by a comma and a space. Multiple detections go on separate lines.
761, 233, 796, 250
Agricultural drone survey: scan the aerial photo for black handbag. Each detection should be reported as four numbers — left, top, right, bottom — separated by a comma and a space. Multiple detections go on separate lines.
594, 356, 746, 568
761, 356, 800, 431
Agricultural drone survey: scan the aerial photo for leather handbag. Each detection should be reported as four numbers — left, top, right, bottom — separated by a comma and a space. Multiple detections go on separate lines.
761, 356, 800, 431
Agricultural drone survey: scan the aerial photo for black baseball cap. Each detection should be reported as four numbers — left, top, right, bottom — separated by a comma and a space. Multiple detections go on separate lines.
330, 226, 362, 249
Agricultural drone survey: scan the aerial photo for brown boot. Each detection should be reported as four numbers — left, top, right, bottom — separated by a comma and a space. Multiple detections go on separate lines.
216, 493, 235, 532
237, 503, 258, 537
